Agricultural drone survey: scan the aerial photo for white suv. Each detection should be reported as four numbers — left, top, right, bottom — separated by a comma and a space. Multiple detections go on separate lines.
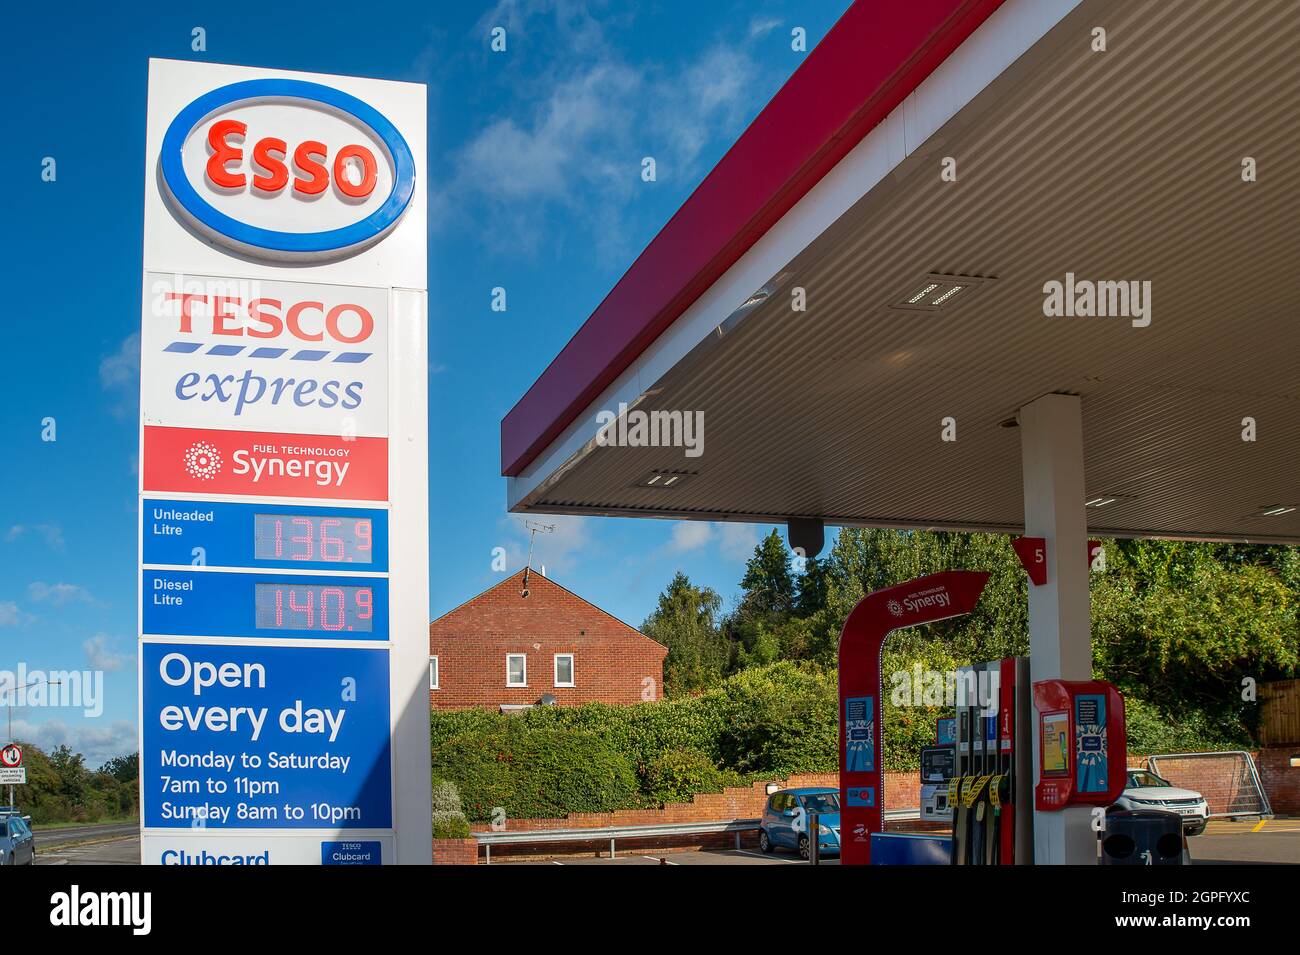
1111, 770, 1209, 836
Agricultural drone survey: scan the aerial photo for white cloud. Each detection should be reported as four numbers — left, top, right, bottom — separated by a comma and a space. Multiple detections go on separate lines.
99, 332, 140, 418
84, 634, 129, 672
719, 522, 760, 562
443, 5, 770, 257
6, 524, 65, 550
27, 581, 95, 606
500, 513, 593, 578
668, 521, 713, 553
0, 601, 21, 627
749, 16, 783, 39
99, 332, 139, 389
10, 718, 137, 771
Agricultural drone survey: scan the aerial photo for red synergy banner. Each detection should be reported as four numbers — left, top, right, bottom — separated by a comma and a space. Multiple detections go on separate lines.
142, 425, 388, 501
838, 570, 990, 865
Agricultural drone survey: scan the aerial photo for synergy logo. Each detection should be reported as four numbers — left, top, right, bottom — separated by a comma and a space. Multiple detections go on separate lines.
183, 442, 222, 480
144, 426, 387, 501
899, 588, 951, 615
158, 79, 415, 261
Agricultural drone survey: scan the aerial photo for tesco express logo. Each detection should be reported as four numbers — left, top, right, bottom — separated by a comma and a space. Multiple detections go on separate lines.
159, 79, 415, 261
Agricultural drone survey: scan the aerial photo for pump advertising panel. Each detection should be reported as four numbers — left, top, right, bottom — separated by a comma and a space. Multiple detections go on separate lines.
139, 59, 429, 865
1032, 679, 1127, 811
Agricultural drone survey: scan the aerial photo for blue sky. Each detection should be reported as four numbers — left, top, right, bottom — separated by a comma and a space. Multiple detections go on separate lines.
0, 0, 849, 766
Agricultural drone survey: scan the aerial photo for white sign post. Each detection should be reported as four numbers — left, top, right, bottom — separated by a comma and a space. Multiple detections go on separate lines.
138, 59, 429, 865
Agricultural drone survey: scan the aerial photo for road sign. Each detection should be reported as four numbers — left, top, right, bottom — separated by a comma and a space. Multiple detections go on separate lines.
0, 768, 26, 785
139, 59, 429, 865
1, 745, 22, 768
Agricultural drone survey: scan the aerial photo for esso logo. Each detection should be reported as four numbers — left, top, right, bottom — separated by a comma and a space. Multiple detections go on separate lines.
159, 79, 415, 262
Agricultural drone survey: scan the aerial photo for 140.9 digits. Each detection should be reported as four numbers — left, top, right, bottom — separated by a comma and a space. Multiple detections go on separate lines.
254, 583, 373, 633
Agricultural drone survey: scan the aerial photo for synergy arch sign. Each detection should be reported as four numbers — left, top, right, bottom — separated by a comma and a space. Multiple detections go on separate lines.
838, 571, 989, 865
138, 59, 430, 864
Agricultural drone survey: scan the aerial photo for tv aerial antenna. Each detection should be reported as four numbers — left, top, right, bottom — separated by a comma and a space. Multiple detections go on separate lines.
521, 520, 554, 597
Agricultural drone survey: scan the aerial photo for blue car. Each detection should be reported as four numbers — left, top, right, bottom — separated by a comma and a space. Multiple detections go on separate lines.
0, 810, 35, 866
759, 787, 840, 859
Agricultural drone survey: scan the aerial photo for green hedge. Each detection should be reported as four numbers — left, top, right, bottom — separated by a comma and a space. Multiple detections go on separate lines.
430, 722, 641, 821
429, 661, 842, 819
642, 749, 746, 805
429, 659, 1244, 819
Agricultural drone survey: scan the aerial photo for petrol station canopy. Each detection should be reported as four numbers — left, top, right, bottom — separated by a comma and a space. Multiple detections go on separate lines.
502, 0, 1300, 547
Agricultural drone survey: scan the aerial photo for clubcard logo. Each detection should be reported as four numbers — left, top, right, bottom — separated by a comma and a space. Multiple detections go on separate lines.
143, 426, 387, 501
183, 442, 222, 479
158, 79, 415, 262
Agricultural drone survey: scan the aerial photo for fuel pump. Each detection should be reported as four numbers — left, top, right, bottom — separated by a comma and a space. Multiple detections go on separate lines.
949, 657, 1032, 864
919, 741, 954, 821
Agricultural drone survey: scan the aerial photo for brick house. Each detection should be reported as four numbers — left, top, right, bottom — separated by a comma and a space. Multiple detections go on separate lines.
428, 569, 668, 710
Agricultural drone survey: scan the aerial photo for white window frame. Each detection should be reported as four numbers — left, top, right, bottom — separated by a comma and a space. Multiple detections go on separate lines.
506, 653, 527, 687
428, 656, 439, 690
553, 653, 575, 688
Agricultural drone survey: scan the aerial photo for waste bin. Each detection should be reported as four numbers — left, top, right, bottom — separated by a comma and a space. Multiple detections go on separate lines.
1101, 809, 1185, 865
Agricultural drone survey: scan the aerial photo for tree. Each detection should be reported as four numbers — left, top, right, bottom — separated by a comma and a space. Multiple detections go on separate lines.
738, 529, 797, 617
49, 744, 89, 803
1092, 539, 1298, 725
795, 556, 829, 617
641, 572, 730, 694
99, 753, 139, 784
812, 528, 1028, 663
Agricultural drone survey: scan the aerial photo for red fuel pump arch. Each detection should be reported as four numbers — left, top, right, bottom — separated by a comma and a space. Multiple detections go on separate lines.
838, 571, 991, 866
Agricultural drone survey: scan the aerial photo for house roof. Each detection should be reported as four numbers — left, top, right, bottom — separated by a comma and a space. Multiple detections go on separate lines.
429, 569, 667, 655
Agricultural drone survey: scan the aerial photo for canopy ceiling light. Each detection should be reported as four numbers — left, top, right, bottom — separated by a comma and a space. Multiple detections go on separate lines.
1259, 505, 1297, 517
633, 469, 697, 490
891, 273, 993, 312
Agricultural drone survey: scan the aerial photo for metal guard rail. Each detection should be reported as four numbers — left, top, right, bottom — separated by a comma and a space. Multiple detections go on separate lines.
475, 808, 919, 862
1144, 750, 1274, 819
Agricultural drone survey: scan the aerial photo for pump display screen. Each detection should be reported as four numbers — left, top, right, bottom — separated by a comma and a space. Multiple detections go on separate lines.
920, 746, 955, 783
1040, 711, 1069, 775
254, 514, 374, 564
254, 583, 374, 633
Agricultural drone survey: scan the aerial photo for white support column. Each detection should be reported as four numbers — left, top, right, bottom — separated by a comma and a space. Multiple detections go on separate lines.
1019, 393, 1094, 865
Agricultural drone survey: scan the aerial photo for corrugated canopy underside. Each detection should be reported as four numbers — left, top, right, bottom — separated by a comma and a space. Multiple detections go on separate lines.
514, 0, 1300, 545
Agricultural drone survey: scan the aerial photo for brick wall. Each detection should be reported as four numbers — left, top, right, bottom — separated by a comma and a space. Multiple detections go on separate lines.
1254, 747, 1300, 814
469, 771, 921, 861
431, 838, 479, 865
1129, 751, 1276, 816
429, 570, 667, 709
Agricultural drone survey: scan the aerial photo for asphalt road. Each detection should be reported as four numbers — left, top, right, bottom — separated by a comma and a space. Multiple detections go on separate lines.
34, 822, 139, 849
509, 819, 1300, 865
29, 819, 1299, 865
38, 835, 140, 865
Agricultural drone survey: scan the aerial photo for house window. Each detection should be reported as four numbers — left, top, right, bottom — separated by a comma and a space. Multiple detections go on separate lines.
428, 656, 439, 690
554, 654, 574, 687
506, 653, 527, 687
